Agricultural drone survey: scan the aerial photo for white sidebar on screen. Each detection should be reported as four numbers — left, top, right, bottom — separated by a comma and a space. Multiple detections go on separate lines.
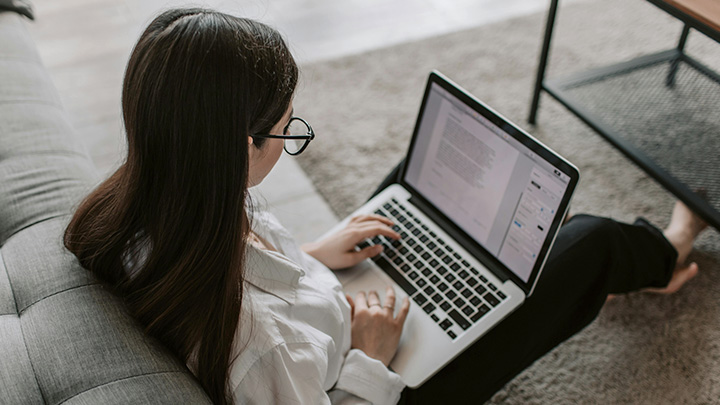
414, 93, 520, 245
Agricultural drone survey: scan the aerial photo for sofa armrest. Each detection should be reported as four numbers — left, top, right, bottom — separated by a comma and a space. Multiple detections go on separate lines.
0, 12, 97, 246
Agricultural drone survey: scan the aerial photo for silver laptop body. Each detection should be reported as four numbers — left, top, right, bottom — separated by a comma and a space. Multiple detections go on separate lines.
327, 71, 579, 388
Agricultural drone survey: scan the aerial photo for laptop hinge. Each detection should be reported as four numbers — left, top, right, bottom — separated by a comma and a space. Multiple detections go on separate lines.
408, 195, 510, 283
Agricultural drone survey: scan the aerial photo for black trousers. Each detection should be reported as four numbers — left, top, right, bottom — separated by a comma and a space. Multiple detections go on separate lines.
370, 162, 678, 404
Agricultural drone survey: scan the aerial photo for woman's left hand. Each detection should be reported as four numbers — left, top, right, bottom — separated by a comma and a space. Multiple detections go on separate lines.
301, 214, 400, 270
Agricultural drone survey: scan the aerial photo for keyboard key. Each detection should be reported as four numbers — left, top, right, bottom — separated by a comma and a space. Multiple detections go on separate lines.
411, 229, 421, 236
438, 239, 445, 246
484, 293, 500, 307
421, 252, 431, 260
448, 309, 471, 330
440, 301, 451, 311
442, 256, 453, 264
470, 267, 479, 275
408, 271, 419, 280
421, 268, 432, 277
393, 257, 403, 265
407, 239, 416, 247
431, 293, 443, 303
400, 231, 408, 239
460, 288, 472, 298
430, 275, 440, 284
434, 248, 444, 257
421, 224, 429, 231
474, 285, 487, 295
439, 319, 452, 330
413, 294, 428, 306
417, 278, 427, 288
488, 283, 497, 291
429, 259, 439, 267
446, 290, 457, 300
458, 270, 470, 280
422, 303, 436, 314
470, 305, 490, 322
437, 267, 448, 275
453, 253, 462, 260
424, 286, 435, 296
497, 291, 507, 300
446, 246, 454, 253
391, 239, 402, 247
414, 261, 424, 269
373, 257, 417, 295
453, 297, 466, 308
431, 314, 439, 322
386, 250, 397, 259
399, 246, 408, 255
447, 330, 457, 339
427, 241, 437, 249
383, 203, 392, 210
480, 275, 488, 283
407, 254, 416, 262
413, 245, 423, 253
398, 215, 406, 223
452, 281, 464, 291
438, 282, 448, 292
462, 306, 474, 316
429, 231, 437, 237
444, 273, 456, 283
372, 236, 382, 244
450, 263, 460, 271
470, 296, 481, 306
467, 277, 478, 287
400, 264, 411, 273
419, 235, 429, 243
462, 260, 470, 268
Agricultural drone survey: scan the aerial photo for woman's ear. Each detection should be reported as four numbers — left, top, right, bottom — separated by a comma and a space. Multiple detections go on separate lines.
248, 136, 254, 146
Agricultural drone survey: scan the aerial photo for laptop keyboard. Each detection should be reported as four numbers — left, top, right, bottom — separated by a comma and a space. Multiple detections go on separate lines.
358, 198, 508, 340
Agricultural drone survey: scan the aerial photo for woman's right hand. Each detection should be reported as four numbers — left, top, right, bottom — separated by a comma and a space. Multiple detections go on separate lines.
346, 286, 410, 367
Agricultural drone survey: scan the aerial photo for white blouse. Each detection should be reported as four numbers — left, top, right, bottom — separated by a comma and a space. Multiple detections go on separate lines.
229, 211, 406, 404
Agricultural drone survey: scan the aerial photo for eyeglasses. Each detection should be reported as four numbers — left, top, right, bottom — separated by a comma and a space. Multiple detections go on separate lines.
252, 116, 315, 156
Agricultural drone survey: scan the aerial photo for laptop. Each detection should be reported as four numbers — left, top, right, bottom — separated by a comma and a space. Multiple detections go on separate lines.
327, 71, 579, 388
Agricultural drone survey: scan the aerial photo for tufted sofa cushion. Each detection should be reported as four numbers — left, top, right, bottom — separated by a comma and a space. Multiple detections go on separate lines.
0, 11, 211, 404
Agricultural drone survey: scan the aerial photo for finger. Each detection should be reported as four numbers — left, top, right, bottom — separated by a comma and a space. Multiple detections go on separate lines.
383, 285, 396, 310
367, 290, 381, 307
355, 223, 401, 241
357, 244, 383, 259
355, 291, 368, 309
355, 214, 395, 227
396, 296, 410, 325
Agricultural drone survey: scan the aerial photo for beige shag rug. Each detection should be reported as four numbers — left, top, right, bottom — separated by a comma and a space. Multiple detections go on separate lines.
293, 0, 720, 403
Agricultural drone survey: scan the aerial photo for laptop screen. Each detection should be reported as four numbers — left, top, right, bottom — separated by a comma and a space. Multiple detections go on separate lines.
404, 77, 574, 284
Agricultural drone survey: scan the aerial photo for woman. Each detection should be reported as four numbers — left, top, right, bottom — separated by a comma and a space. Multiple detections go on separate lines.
64, 8, 707, 404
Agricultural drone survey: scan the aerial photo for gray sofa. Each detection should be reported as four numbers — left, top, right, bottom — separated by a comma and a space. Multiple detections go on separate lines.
0, 11, 211, 404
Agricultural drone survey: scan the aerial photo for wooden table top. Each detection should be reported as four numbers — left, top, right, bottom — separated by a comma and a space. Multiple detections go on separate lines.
663, 0, 720, 33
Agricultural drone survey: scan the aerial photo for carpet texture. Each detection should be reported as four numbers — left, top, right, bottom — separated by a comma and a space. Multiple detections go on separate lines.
293, 0, 720, 403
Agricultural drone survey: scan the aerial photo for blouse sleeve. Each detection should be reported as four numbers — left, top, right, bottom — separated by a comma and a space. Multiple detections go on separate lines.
233, 343, 405, 404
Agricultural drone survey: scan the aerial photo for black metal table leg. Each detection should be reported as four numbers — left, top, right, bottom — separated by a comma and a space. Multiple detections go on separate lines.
529, 0, 560, 125
666, 24, 691, 87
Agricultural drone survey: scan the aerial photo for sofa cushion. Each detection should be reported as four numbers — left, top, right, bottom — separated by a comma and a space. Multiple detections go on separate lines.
1, 217, 212, 404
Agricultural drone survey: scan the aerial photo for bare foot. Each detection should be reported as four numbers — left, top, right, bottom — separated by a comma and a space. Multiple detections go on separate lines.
643, 262, 699, 294
664, 201, 707, 264
643, 202, 707, 295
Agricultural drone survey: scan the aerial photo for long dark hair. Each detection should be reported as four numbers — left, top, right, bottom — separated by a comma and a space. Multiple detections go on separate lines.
64, 8, 298, 404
